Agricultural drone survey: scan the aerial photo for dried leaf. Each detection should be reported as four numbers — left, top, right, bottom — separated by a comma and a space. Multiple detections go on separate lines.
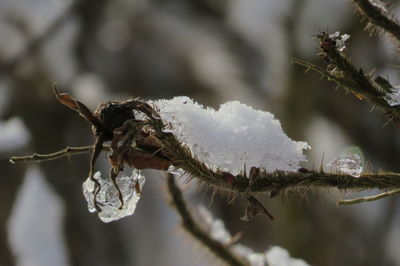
241, 194, 274, 221
53, 85, 79, 111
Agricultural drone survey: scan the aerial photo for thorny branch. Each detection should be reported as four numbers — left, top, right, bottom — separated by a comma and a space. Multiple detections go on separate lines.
352, 0, 400, 45
9, 89, 400, 210
167, 174, 249, 266
293, 31, 400, 124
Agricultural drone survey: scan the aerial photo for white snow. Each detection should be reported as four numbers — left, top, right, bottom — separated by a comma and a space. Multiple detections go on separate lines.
197, 205, 311, 266
82, 170, 145, 223
197, 206, 232, 244
265, 246, 311, 266
153, 97, 310, 175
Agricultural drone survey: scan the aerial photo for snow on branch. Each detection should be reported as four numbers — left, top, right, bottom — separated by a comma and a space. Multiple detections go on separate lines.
9, 89, 400, 222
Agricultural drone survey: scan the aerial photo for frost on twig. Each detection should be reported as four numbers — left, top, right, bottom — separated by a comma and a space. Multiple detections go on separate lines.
197, 205, 311, 266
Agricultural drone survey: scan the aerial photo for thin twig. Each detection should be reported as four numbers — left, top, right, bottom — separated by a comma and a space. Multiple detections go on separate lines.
166, 174, 249, 266
9, 145, 111, 164
337, 188, 400, 205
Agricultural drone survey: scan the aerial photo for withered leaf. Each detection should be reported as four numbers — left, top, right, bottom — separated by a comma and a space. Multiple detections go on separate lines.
123, 147, 171, 170
241, 194, 274, 221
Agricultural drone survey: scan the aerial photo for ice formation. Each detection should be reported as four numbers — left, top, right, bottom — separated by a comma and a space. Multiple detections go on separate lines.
329, 31, 350, 52
327, 154, 363, 177
82, 170, 145, 223
384, 87, 400, 106
153, 97, 310, 175
197, 205, 311, 266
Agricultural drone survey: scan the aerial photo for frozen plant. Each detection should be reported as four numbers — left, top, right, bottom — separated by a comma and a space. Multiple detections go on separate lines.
154, 97, 310, 175
327, 154, 363, 177
82, 170, 145, 222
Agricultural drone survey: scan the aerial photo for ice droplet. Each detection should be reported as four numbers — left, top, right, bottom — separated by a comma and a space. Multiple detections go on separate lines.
82, 170, 145, 223
327, 154, 363, 177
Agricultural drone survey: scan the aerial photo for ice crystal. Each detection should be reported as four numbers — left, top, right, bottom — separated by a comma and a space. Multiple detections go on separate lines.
82, 170, 145, 223
384, 87, 400, 106
327, 154, 363, 177
153, 97, 310, 175
329, 31, 350, 52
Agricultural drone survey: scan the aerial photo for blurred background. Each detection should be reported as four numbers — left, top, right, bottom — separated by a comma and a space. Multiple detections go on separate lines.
1, 0, 400, 265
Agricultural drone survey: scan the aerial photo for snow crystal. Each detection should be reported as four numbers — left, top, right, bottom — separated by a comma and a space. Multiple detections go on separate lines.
82, 170, 145, 223
153, 97, 310, 175
384, 87, 400, 106
329, 31, 350, 52
327, 154, 363, 177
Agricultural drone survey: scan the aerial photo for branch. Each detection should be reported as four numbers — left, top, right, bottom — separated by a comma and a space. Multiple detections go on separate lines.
293, 32, 400, 124
166, 173, 249, 266
337, 188, 400, 205
9, 145, 111, 164
10, 96, 400, 205
352, 0, 400, 45
9, 139, 400, 195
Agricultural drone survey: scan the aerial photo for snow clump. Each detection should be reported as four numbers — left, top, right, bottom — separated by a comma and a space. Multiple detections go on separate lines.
197, 205, 311, 266
153, 97, 310, 175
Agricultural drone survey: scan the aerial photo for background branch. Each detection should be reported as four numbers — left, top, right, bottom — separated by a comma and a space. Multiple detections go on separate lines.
352, 0, 400, 44
166, 173, 249, 266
